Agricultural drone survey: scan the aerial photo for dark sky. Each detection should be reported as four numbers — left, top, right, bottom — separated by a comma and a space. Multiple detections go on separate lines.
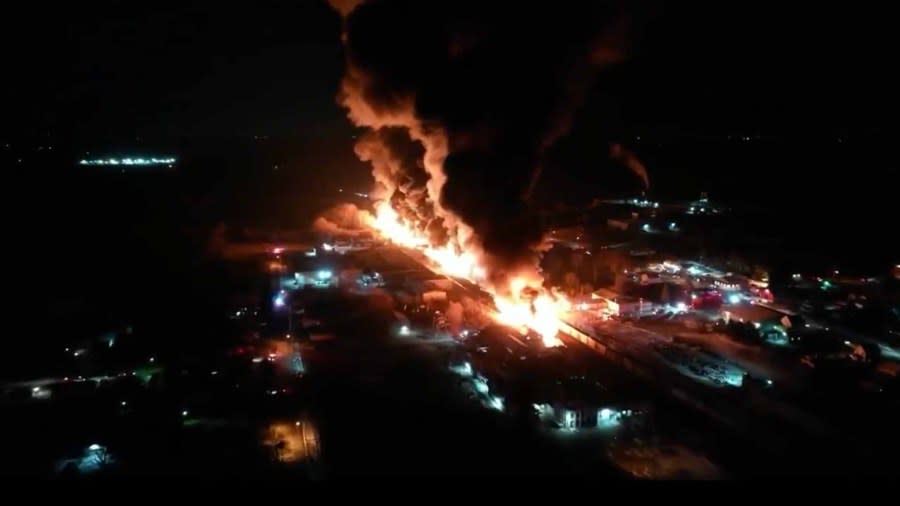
3, 1, 896, 342
4, 2, 895, 141
616, 4, 896, 135
7, 2, 344, 140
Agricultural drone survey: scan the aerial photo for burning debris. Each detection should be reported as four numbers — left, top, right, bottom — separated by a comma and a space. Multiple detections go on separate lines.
327, 0, 635, 346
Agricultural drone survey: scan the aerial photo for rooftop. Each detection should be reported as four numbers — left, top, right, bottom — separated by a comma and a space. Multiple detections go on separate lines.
723, 303, 792, 324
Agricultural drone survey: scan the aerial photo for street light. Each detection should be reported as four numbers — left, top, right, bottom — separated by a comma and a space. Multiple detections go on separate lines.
272, 291, 294, 334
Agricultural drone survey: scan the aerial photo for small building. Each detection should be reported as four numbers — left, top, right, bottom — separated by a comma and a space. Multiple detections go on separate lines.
530, 376, 650, 431
713, 274, 746, 292
721, 303, 796, 327
719, 303, 800, 346
592, 288, 654, 317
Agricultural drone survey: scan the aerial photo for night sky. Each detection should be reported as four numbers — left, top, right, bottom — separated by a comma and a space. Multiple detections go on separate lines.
1, 0, 897, 376
5, 2, 896, 280
5, 3, 895, 141
7, 3, 344, 140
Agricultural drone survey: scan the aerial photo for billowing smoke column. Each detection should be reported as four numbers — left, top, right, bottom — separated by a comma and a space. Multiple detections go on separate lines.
331, 0, 631, 289
353, 127, 445, 242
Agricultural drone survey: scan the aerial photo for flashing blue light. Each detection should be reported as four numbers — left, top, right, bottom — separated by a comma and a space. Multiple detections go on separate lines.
88, 444, 102, 452
451, 361, 473, 377
598, 409, 622, 428
399, 325, 410, 336
473, 377, 489, 394
489, 396, 505, 412
641, 224, 651, 232
728, 293, 741, 305
274, 295, 286, 308
317, 270, 332, 280
675, 302, 687, 312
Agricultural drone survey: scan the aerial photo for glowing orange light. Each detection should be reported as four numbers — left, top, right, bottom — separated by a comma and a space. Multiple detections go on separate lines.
368, 203, 567, 347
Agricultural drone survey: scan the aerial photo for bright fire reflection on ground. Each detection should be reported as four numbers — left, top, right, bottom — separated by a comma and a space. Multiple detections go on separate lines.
368, 202, 568, 347
262, 419, 321, 464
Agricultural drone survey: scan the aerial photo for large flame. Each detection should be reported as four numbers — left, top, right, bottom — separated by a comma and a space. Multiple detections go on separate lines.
368, 201, 567, 347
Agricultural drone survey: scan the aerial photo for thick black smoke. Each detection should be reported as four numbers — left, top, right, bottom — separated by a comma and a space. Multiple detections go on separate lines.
334, 0, 633, 274
356, 127, 426, 202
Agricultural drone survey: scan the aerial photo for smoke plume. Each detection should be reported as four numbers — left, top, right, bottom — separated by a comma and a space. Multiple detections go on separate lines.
610, 142, 650, 189
312, 203, 372, 237
330, 0, 633, 287
328, 0, 364, 17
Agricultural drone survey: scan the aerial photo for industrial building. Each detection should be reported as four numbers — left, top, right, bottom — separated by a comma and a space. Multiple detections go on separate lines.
452, 323, 652, 431
718, 303, 799, 346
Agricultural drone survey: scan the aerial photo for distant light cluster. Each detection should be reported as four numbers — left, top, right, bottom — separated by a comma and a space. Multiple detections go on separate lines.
79, 157, 176, 166
627, 197, 659, 208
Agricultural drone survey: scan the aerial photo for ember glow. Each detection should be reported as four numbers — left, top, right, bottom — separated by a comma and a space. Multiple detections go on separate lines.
367, 202, 568, 347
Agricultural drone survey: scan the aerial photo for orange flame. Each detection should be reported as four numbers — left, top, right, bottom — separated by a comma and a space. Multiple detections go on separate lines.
368, 202, 567, 347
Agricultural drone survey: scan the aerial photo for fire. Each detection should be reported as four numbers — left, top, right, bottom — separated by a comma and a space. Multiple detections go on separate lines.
370, 201, 484, 280
368, 202, 568, 347
493, 287, 569, 348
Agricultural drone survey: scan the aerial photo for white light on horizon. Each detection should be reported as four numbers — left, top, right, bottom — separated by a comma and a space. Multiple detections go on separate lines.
79, 156, 176, 166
